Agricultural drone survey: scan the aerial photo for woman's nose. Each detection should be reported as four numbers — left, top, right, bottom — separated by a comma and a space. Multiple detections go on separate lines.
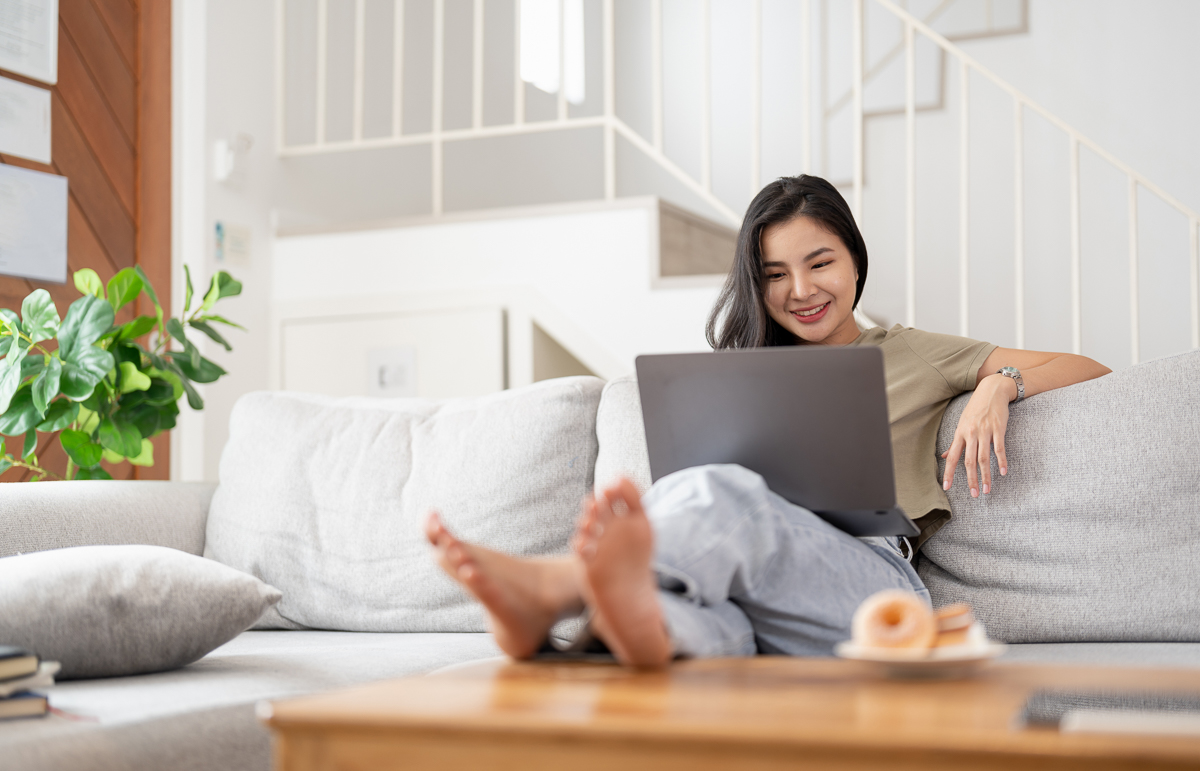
790, 274, 816, 300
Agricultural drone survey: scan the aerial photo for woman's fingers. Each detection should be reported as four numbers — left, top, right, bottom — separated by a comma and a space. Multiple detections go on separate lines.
964, 438, 980, 497
995, 430, 1008, 476
978, 439, 992, 494
942, 437, 964, 490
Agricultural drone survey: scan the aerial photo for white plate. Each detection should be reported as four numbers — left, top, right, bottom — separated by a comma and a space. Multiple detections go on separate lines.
834, 641, 1006, 679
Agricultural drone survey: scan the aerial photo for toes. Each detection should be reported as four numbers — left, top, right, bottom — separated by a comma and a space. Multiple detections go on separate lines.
602, 477, 643, 518
424, 511, 443, 544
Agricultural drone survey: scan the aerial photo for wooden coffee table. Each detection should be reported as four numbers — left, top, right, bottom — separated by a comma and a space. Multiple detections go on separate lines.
263, 657, 1200, 770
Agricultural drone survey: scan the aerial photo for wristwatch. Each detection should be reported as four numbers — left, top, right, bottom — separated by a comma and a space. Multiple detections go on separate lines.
997, 366, 1024, 403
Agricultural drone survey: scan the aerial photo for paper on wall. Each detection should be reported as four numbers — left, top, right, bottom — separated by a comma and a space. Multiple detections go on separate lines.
0, 162, 67, 283
0, 0, 59, 84
0, 74, 50, 163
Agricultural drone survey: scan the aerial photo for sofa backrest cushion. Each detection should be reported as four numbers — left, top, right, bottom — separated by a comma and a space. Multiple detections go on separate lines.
0, 481, 215, 559
918, 350, 1200, 642
204, 377, 604, 632
593, 374, 653, 494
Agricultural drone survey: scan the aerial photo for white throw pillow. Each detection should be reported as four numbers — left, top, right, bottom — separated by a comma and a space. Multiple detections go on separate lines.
0, 545, 281, 679
205, 377, 605, 632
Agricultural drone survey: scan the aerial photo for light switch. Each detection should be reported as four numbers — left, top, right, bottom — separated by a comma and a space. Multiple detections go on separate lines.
367, 346, 417, 397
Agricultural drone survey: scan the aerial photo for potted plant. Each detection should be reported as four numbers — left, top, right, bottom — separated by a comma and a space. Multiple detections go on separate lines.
0, 266, 242, 480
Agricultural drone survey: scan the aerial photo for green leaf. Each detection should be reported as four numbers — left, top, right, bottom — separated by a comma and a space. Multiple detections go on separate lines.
133, 266, 160, 308
76, 405, 101, 434
165, 361, 204, 410
118, 361, 151, 393
166, 351, 226, 384
59, 296, 115, 359
101, 448, 125, 464
60, 345, 116, 401
0, 336, 11, 358
0, 386, 44, 435
74, 466, 113, 480
98, 415, 142, 458
37, 399, 79, 432
188, 320, 232, 351
122, 402, 160, 438
21, 289, 60, 344
111, 342, 140, 368
74, 269, 104, 299
0, 357, 21, 414
147, 367, 184, 401
20, 428, 37, 459
184, 265, 194, 314
20, 354, 44, 382
195, 314, 246, 330
106, 268, 144, 313
166, 317, 189, 347
0, 308, 23, 337
118, 315, 158, 341
128, 438, 154, 467
31, 357, 62, 414
61, 429, 104, 468
200, 278, 220, 313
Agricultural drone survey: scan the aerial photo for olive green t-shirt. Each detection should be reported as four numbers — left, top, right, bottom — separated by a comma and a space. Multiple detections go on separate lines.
846, 324, 997, 548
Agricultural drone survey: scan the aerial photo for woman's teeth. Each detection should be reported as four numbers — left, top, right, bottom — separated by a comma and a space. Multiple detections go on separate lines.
796, 303, 828, 317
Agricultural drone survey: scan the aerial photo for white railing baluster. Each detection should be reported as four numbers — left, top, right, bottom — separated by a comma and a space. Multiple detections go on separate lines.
701, 0, 712, 190
1128, 177, 1139, 365
432, 0, 444, 215
353, 0, 366, 141
1014, 99, 1025, 349
514, 2, 524, 126
1069, 136, 1082, 355
751, 0, 761, 195
1193, 218, 1200, 349
904, 20, 915, 328
392, 0, 404, 137
558, 0, 568, 121
473, 0, 483, 129
316, 0, 328, 145
851, 0, 863, 223
651, 0, 663, 147
275, 0, 285, 150
800, 0, 811, 174
959, 58, 969, 337
603, 0, 615, 199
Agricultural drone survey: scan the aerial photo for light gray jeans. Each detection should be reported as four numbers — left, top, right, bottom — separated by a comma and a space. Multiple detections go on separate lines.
645, 464, 930, 658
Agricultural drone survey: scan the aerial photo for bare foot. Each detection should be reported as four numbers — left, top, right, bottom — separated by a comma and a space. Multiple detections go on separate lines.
425, 512, 583, 659
574, 478, 673, 668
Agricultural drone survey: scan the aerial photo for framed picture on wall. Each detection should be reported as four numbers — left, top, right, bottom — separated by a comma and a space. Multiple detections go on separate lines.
0, 0, 59, 85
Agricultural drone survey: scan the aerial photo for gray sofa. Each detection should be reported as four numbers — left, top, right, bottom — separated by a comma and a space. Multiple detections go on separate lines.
2, 350, 1198, 771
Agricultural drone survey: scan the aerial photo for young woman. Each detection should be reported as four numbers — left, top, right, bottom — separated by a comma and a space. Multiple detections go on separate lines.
425, 175, 1110, 667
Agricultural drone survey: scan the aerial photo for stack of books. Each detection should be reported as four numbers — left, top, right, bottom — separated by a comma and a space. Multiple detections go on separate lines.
0, 646, 58, 720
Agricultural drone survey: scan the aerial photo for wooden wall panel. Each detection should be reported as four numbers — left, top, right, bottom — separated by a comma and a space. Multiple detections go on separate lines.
0, 0, 171, 482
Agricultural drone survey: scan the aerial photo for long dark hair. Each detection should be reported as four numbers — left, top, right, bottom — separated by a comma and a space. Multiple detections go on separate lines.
705, 175, 868, 349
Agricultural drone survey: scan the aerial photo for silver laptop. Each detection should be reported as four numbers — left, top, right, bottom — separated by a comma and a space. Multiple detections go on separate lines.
635, 347, 919, 538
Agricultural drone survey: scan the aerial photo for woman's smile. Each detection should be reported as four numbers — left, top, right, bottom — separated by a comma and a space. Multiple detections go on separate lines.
791, 302, 830, 323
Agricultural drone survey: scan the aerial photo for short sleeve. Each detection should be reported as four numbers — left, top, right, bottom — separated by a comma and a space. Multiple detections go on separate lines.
901, 329, 997, 393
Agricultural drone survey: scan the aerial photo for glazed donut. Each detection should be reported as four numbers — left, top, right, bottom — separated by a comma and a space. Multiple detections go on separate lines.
935, 603, 974, 632
851, 590, 937, 649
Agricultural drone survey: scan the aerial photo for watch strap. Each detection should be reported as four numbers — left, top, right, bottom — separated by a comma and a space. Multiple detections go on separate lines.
998, 366, 1024, 402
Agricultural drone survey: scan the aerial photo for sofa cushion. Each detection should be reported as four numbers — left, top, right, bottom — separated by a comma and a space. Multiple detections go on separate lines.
919, 350, 1200, 642
0, 481, 216, 559
0, 545, 281, 679
594, 374, 653, 493
205, 378, 604, 632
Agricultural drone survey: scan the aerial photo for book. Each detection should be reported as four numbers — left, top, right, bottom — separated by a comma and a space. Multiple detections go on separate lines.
0, 662, 59, 698
0, 646, 39, 682
0, 692, 48, 721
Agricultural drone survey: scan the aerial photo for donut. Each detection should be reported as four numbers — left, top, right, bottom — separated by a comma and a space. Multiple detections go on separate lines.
851, 590, 937, 649
933, 627, 972, 647
935, 603, 975, 632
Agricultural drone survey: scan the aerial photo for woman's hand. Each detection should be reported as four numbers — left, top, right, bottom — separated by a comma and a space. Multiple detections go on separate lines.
941, 374, 1017, 498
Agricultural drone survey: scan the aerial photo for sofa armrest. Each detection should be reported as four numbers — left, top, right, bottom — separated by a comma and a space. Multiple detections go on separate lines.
0, 481, 217, 558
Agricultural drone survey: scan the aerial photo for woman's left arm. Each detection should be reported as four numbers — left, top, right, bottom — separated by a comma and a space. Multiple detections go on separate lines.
941, 348, 1112, 498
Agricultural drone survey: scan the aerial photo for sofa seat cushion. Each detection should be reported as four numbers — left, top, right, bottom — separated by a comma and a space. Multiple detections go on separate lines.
0, 630, 501, 771
1003, 642, 1200, 669
205, 378, 604, 632
919, 350, 1200, 643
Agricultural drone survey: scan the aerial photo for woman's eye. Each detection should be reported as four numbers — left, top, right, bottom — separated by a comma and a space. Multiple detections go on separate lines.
813, 261, 832, 270
765, 273, 784, 280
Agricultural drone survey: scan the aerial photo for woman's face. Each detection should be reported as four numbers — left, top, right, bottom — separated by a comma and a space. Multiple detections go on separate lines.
760, 216, 861, 346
